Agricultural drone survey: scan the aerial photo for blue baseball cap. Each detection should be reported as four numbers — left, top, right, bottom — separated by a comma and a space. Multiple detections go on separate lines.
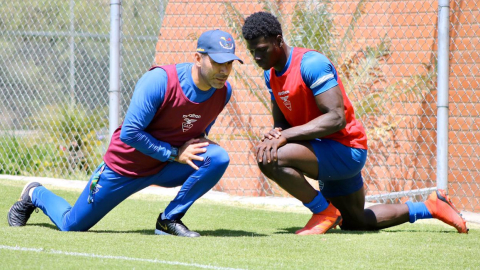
196, 29, 243, 64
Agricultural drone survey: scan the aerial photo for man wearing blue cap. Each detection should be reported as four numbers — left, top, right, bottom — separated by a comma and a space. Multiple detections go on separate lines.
8, 29, 243, 237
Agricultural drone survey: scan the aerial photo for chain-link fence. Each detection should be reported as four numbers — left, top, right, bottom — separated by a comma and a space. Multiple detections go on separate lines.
1, 1, 479, 212
0, 0, 163, 178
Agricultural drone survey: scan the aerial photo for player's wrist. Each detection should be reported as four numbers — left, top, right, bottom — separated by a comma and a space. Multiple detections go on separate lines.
279, 131, 291, 143
168, 146, 179, 162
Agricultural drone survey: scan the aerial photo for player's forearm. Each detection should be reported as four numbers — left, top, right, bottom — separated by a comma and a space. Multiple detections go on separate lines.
281, 110, 346, 141
120, 128, 174, 162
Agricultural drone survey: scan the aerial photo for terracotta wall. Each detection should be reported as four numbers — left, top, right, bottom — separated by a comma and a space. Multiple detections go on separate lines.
446, 0, 480, 211
334, 1, 439, 201
154, 0, 479, 211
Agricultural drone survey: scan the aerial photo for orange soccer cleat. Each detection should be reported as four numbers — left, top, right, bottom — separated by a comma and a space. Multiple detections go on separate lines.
424, 189, 468, 234
296, 203, 342, 235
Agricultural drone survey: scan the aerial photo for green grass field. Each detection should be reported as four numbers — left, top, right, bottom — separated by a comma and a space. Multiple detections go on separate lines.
1, 179, 479, 270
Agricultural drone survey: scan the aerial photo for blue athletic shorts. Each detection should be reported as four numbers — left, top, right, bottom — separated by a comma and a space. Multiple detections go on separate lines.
310, 138, 367, 197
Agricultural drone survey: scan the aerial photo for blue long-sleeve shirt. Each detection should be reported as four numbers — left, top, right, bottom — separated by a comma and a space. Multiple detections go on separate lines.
119, 63, 232, 162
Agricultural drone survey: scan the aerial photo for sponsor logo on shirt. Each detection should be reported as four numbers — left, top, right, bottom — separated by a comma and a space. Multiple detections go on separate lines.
278, 90, 292, 111
182, 114, 201, 132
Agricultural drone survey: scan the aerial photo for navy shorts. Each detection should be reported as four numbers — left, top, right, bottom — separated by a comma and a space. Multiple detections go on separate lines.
310, 138, 367, 197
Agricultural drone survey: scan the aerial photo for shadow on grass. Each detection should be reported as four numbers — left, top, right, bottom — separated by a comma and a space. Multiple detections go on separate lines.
196, 229, 267, 237
273, 227, 302, 234
28, 223, 265, 237
274, 227, 381, 235
276, 227, 459, 235
89, 229, 154, 235
30, 223, 58, 230
382, 229, 459, 234
29, 223, 153, 235
89, 229, 267, 237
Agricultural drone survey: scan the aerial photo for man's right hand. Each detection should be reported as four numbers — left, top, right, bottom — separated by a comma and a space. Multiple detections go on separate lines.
261, 127, 282, 141
177, 138, 209, 170
255, 134, 287, 163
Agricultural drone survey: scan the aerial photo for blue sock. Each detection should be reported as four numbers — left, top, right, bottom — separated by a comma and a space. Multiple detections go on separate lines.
303, 191, 329, 214
405, 201, 433, 223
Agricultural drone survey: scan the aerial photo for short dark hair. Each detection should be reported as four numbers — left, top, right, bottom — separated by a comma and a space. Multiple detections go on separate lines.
242, 12, 282, 40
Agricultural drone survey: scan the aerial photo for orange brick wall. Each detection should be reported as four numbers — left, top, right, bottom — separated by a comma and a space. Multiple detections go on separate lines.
154, 1, 479, 211
448, 0, 480, 211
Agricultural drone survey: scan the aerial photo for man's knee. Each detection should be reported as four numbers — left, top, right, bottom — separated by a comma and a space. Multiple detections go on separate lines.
257, 160, 288, 181
205, 145, 230, 169
257, 160, 274, 176
339, 208, 376, 231
256, 145, 301, 178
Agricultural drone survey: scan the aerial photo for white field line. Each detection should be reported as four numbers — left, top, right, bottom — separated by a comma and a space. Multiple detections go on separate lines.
0, 245, 246, 270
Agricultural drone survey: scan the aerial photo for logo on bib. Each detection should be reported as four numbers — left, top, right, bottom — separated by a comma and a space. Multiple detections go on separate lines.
278, 91, 292, 111
182, 114, 201, 132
